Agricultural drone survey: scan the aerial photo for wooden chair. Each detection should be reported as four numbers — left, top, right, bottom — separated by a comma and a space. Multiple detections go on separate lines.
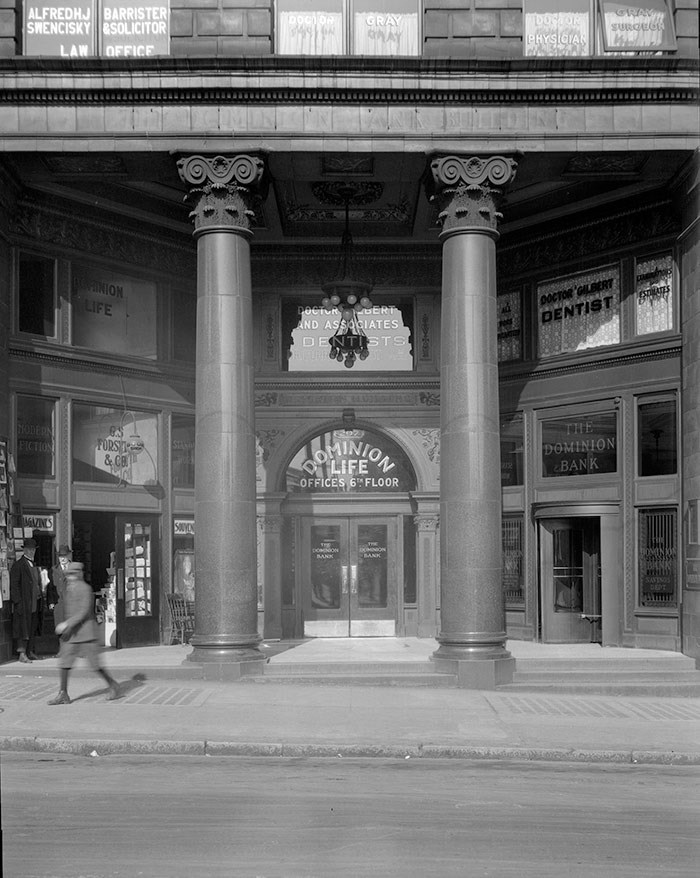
165, 592, 195, 645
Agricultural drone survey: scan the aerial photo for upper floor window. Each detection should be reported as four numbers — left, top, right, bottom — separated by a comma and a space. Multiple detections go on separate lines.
638, 397, 677, 477
16, 395, 56, 479
524, 0, 676, 57
276, 0, 420, 55
71, 264, 158, 359
18, 253, 55, 338
635, 253, 675, 337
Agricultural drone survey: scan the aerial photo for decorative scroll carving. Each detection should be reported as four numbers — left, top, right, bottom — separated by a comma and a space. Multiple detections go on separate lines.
255, 392, 278, 408
414, 515, 439, 532
413, 428, 440, 465
177, 154, 266, 235
427, 155, 517, 236
419, 392, 440, 407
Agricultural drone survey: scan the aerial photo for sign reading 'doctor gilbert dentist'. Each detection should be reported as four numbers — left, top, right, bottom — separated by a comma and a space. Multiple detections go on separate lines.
24, 1, 169, 57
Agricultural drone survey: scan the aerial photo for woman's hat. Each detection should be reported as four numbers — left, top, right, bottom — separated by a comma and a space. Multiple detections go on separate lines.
57, 545, 72, 557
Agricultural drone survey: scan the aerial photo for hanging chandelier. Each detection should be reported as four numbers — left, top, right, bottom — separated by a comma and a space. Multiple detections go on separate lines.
320, 187, 373, 368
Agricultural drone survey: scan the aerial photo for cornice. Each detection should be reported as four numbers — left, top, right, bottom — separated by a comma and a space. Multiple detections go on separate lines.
0, 58, 697, 106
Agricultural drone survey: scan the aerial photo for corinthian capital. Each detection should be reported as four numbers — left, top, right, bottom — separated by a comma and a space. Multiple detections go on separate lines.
426, 155, 518, 237
177, 154, 266, 236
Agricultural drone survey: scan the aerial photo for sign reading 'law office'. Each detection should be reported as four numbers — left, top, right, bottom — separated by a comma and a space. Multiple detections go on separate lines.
24, 1, 169, 57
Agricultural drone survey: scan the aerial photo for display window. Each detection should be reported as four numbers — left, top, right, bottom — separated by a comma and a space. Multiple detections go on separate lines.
638, 506, 677, 608
18, 253, 56, 338
635, 253, 675, 336
71, 264, 157, 359
537, 264, 621, 358
637, 397, 677, 477
16, 395, 56, 479
72, 403, 159, 486
276, 0, 419, 56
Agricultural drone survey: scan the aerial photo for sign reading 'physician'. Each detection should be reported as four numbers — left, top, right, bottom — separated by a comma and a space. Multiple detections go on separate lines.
24, 1, 169, 57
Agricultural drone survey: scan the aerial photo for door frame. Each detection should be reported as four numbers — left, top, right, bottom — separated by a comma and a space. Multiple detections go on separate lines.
535, 505, 621, 646
115, 513, 160, 648
300, 515, 399, 637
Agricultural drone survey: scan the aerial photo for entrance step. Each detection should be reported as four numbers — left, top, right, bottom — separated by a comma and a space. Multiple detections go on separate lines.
251, 661, 459, 688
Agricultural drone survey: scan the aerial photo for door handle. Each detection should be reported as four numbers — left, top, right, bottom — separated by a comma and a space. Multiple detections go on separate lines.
341, 565, 349, 595
350, 565, 358, 595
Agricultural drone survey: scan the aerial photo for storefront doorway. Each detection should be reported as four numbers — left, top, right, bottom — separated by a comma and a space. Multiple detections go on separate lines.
302, 516, 397, 637
72, 511, 160, 648
539, 517, 601, 643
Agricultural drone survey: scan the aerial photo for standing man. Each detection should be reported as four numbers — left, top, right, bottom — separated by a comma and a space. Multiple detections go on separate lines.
49, 561, 123, 705
10, 537, 43, 663
47, 544, 72, 628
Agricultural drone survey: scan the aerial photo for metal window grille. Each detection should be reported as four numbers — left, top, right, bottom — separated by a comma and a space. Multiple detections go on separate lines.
638, 507, 677, 608
502, 517, 524, 605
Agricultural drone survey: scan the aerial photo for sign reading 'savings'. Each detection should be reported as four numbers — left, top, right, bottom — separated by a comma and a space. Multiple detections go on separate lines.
24, 1, 169, 57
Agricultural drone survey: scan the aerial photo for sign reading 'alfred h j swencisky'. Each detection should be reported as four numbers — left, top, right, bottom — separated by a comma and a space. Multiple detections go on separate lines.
286, 429, 415, 493
24, 0, 169, 57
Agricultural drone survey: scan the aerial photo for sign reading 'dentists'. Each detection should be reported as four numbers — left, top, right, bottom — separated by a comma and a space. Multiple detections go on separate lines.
24, 1, 169, 57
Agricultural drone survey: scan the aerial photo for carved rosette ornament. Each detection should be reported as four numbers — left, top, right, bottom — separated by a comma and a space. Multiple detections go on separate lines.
427, 155, 518, 238
177, 154, 266, 236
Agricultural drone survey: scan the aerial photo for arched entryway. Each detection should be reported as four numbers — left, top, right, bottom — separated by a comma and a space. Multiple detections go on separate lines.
281, 425, 422, 638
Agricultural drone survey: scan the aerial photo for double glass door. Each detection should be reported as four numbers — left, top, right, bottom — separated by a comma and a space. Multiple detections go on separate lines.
302, 517, 397, 637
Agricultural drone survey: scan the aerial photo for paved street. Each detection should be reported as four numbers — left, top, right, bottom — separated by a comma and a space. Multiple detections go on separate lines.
3, 754, 699, 878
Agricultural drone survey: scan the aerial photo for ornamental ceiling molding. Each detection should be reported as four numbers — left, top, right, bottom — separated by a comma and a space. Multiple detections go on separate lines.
498, 200, 679, 277
499, 346, 681, 385
9, 196, 194, 278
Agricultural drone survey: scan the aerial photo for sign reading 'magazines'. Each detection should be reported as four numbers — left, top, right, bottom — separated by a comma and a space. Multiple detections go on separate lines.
286, 429, 415, 493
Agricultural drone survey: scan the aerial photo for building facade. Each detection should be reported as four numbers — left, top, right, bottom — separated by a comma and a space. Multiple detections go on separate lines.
0, 1, 698, 678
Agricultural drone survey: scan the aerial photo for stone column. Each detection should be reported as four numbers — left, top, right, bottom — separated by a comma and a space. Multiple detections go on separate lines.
426, 154, 518, 688
177, 154, 267, 677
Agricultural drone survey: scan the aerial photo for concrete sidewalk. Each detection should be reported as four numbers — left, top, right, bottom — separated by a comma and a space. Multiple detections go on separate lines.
1, 639, 699, 764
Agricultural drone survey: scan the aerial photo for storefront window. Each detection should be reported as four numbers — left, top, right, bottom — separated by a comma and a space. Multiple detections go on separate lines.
502, 517, 524, 605
71, 264, 157, 359
635, 253, 674, 336
541, 412, 617, 478
72, 403, 158, 486
638, 507, 677, 608
638, 398, 677, 477
284, 301, 413, 372
537, 265, 621, 357
497, 290, 522, 362
276, 0, 419, 55
16, 396, 55, 478
18, 253, 55, 337
500, 413, 524, 487
172, 415, 195, 488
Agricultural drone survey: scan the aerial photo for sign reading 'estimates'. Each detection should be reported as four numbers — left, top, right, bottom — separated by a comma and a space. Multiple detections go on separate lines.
24, 1, 169, 57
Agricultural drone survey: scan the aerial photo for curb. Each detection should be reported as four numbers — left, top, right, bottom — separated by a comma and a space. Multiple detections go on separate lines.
2, 736, 699, 765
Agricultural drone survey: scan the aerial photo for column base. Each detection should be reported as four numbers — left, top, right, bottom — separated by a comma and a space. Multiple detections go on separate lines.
187, 635, 267, 679
431, 640, 515, 689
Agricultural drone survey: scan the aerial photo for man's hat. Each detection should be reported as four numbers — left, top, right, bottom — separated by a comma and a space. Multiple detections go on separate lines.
23, 538, 37, 549
57, 545, 72, 557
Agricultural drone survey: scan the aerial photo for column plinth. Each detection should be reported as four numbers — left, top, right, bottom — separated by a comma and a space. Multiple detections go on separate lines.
426, 154, 518, 687
178, 154, 267, 675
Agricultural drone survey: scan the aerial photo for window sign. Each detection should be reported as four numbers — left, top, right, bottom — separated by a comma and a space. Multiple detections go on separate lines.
353, 0, 419, 56
172, 415, 195, 489
497, 290, 522, 362
537, 265, 620, 357
638, 507, 677, 607
599, 0, 676, 52
277, 0, 344, 54
72, 265, 157, 359
24, 1, 96, 57
101, 1, 170, 57
287, 304, 412, 371
286, 428, 415, 493
636, 253, 674, 335
23, 1, 169, 57
524, 0, 591, 57
72, 404, 158, 486
541, 412, 617, 478
16, 396, 55, 479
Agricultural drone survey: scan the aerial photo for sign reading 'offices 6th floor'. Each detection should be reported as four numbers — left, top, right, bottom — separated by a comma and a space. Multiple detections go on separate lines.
24, 0, 169, 57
